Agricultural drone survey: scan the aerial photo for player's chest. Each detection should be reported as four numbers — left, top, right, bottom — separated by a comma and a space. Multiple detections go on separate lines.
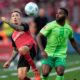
12, 31, 30, 41
51, 27, 70, 38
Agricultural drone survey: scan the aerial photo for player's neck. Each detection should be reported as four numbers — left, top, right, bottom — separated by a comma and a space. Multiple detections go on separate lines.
56, 20, 65, 26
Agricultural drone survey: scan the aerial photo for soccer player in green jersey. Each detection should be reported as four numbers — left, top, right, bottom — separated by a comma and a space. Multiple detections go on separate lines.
36, 8, 80, 80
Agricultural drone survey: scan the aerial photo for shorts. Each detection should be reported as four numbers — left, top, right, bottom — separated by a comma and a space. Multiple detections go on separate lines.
42, 56, 66, 68
17, 44, 36, 70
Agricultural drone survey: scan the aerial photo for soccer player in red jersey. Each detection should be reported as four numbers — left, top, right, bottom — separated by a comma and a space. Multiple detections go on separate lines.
3, 9, 41, 80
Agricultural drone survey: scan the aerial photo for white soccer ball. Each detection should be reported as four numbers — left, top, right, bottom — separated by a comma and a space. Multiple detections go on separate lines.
36, 61, 42, 68
24, 2, 39, 16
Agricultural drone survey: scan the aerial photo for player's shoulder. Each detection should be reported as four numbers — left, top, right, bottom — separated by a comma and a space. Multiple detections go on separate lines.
47, 20, 56, 25
65, 23, 73, 31
21, 23, 29, 32
46, 20, 56, 28
66, 23, 72, 28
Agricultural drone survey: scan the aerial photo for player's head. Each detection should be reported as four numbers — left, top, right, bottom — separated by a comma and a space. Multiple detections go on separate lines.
10, 8, 22, 25
56, 8, 68, 22
39, 7, 46, 17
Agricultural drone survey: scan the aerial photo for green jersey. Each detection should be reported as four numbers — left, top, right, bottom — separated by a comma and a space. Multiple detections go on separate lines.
40, 20, 73, 58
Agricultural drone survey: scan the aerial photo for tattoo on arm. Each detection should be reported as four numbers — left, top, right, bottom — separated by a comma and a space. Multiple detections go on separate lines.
5, 21, 24, 31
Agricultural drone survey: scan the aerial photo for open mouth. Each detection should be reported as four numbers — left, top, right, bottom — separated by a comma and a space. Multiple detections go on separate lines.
14, 19, 17, 22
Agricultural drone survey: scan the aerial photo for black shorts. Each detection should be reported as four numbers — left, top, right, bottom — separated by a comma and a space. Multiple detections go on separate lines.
17, 45, 36, 70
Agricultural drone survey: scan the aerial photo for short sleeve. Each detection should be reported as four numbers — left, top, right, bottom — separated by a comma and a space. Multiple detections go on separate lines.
21, 23, 29, 32
40, 23, 52, 37
69, 28, 74, 39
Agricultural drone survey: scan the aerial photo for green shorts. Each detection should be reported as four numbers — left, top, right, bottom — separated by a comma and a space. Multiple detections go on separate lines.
42, 56, 66, 68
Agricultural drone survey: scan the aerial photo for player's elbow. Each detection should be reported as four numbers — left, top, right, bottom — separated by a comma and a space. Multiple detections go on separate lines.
36, 33, 42, 40
36, 34, 39, 40
36, 33, 41, 43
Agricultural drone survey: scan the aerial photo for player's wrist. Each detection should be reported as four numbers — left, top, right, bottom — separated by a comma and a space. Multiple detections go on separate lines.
8, 59, 12, 64
40, 49, 44, 52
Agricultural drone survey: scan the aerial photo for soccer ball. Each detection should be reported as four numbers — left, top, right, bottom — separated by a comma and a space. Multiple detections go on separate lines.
24, 2, 39, 16
36, 61, 42, 68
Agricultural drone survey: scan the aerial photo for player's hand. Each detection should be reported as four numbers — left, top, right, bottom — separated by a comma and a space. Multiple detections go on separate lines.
41, 50, 48, 58
1, 17, 7, 22
3, 61, 10, 68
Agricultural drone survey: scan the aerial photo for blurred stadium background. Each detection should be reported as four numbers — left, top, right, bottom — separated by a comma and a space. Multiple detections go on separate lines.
0, 0, 80, 80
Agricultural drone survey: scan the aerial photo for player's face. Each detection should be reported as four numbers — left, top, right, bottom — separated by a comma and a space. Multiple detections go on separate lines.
56, 9, 66, 21
11, 12, 21, 25
39, 8, 45, 17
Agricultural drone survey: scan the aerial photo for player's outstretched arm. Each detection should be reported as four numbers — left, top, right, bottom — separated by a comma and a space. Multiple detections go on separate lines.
3, 49, 18, 68
36, 33, 47, 58
5, 21, 25, 31
70, 38, 80, 55
1, 17, 28, 31
3, 38, 18, 68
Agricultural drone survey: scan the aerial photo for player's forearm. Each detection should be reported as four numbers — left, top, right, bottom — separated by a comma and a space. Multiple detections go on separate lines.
72, 43, 80, 54
8, 37, 18, 63
5, 21, 24, 31
70, 39, 80, 54
8, 49, 18, 63
36, 34, 44, 51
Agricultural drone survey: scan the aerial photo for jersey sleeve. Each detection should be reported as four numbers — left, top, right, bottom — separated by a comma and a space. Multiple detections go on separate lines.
40, 23, 52, 37
21, 23, 29, 32
69, 27, 74, 39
